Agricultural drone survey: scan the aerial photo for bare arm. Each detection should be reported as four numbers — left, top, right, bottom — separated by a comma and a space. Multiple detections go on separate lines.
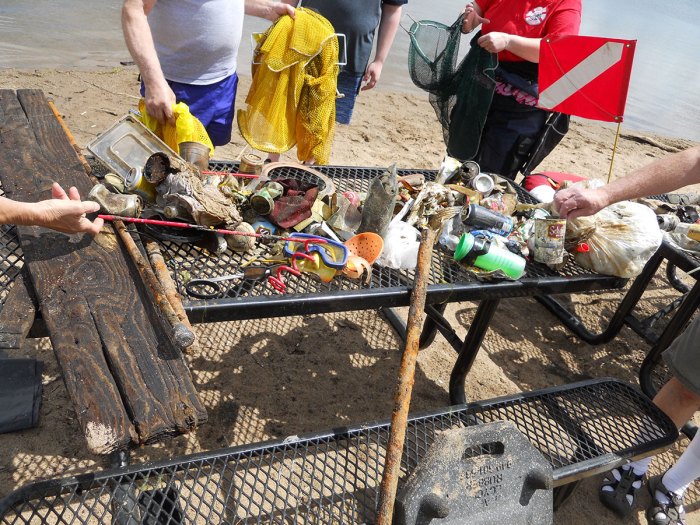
244, 0, 295, 20
361, 4, 403, 91
554, 145, 700, 219
0, 183, 104, 235
121, 0, 175, 124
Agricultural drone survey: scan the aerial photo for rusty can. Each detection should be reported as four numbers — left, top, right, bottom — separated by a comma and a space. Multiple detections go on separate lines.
239, 153, 265, 175
533, 218, 566, 265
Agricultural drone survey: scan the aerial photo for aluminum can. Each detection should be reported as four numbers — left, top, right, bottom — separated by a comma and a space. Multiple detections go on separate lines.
239, 153, 265, 175
533, 218, 566, 265
460, 204, 514, 237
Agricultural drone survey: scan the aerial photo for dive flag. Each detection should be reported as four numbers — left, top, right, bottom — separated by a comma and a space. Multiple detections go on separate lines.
537, 35, 636, 122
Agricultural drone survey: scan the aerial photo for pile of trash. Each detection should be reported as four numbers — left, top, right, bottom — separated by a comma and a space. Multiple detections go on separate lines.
86, 113, 671, 296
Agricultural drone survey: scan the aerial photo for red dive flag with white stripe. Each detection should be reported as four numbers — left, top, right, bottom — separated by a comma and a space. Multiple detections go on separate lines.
537, 35, 636, 122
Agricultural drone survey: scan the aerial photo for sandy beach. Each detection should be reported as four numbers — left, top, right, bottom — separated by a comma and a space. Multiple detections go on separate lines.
1, 67, 699, 524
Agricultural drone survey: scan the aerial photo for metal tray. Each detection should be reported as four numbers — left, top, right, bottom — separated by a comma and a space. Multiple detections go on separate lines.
86, 114, 180, 179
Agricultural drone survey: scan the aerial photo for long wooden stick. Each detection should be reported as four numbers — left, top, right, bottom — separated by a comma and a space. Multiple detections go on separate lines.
376, 226, 437, 524
113, 221, 196, 350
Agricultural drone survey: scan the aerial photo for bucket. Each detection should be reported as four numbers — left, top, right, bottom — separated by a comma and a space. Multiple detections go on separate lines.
178, 141, 210, 171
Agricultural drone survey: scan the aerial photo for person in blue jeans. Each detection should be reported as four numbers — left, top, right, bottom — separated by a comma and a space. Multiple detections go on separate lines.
122, 0, 295, 147
283, 0, 407, 125
554, 145, 700, 525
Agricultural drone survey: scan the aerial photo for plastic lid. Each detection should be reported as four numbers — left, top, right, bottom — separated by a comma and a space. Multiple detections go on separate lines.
453, 233, 474, 261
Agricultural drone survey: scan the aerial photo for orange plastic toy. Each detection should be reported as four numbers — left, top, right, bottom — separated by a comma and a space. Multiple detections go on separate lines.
343, 232, 384, 283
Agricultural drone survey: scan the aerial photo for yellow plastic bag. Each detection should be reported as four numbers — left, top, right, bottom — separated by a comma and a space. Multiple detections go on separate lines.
138, 99, 214, 156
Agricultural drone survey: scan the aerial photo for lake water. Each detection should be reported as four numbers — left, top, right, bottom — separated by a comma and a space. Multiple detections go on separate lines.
1, 0, 698, 141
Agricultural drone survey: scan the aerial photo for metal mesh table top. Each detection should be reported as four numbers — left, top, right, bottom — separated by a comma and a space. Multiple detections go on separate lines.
0, 163, 627, 320
0, 378, 676, 524
152, 163, 626, 323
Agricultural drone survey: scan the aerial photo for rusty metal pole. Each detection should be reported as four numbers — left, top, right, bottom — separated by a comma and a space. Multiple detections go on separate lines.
48, 100, 195, 351
376, 226, 437, 525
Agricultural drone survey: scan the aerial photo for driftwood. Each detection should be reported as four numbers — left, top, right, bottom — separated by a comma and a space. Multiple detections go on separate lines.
0, 89, 206, 454
620, 133, 682, 153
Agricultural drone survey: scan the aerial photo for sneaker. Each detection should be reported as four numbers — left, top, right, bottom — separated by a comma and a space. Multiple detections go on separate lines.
646, 473, 686, 525
599, 466, 645, 517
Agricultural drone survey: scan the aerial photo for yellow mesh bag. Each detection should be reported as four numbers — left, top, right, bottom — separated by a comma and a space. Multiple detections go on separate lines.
237, 8, 338, 165
138, 99, 214, 156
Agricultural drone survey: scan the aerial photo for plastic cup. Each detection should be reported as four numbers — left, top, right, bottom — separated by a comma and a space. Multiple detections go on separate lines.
454, 233, 526, 279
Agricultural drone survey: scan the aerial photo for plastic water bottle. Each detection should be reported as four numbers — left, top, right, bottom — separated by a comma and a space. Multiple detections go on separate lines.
453, 233, 526, 279
673, 222, 700, 242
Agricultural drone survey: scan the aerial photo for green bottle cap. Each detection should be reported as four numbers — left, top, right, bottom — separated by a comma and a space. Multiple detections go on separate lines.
454, 233, 474, 261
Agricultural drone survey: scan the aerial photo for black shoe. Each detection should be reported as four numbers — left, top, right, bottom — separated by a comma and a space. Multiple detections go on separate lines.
599, 466, 645, 517
646, 473, 686, 525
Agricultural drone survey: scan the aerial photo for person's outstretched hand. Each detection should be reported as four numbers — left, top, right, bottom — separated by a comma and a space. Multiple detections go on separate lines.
361, 61, 383, 91
553, 186, 609, 219
461, 3, 490, 34
34, 183, 104, 235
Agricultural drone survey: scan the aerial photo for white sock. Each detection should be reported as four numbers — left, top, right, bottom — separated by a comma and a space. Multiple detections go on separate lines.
658, 433, 700, 502
627, 456, 653, 476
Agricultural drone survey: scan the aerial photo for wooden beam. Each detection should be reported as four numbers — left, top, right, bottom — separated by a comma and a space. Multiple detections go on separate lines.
0, 271, 37, 352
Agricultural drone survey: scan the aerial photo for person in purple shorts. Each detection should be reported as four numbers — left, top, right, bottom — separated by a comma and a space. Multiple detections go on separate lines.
121, 0, 295, 146
282, 0, 407, 125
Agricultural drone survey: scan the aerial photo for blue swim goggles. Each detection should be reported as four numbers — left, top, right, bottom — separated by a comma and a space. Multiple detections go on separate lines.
283, 233, 349, 270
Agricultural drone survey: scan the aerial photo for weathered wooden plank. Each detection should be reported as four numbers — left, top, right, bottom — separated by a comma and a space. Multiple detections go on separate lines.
0, 89, 206, 453
0, 89, 137, 453
0, 271, 36, 351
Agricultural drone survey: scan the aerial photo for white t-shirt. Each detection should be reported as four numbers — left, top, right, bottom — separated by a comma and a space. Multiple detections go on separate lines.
148, 0, 243, 85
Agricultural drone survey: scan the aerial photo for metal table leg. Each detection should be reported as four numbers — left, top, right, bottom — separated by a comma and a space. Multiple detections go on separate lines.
534, 248, 665, 345
383, 299, 503, 406
449, 299, 501, 405
418, 303, 447, 349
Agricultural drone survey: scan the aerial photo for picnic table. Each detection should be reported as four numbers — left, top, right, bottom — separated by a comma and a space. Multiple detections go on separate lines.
0, 90, 681, 524
162, 160, 628, 405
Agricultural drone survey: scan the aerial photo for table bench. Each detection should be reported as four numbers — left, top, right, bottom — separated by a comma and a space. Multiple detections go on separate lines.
0, 378, 678, 523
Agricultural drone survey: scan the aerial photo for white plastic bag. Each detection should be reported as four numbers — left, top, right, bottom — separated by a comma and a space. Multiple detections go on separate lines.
375, 221, 421, 270
569, 200, 662, 278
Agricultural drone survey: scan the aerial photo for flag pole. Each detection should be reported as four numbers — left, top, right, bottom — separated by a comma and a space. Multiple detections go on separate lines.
606, 120, 623, 184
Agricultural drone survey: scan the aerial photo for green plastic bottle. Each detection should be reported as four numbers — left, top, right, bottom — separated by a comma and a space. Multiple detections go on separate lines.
453, 233, 526, 279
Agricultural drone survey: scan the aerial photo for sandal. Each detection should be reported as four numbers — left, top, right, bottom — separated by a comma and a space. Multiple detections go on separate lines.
647, 473, 686, 525
599, 466, 645, 517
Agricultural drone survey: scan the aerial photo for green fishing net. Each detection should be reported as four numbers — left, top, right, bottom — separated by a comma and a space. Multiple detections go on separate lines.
408, 15, 498, 161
